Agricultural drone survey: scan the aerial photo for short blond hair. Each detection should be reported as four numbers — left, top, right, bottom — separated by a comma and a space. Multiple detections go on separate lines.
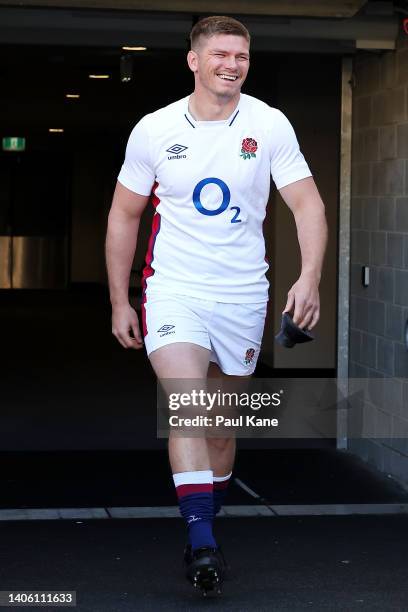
190, 15, 250, 50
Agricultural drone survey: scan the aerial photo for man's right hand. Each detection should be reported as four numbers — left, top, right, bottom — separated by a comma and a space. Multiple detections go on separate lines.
112, 303, 143, 349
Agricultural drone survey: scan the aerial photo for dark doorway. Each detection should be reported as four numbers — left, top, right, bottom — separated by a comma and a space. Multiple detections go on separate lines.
0, 150, 70, 288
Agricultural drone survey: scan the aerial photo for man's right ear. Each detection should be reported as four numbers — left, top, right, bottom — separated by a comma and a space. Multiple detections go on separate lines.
187, 49, 198, 73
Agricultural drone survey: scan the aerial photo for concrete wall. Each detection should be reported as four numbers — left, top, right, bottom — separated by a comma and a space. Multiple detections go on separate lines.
349, 28, 408, 487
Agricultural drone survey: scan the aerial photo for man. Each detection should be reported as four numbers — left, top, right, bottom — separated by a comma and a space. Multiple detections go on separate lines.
106, 15, 327, 595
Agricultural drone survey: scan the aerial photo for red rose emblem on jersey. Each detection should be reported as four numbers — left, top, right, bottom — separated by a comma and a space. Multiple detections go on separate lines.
240, 137, 258, 159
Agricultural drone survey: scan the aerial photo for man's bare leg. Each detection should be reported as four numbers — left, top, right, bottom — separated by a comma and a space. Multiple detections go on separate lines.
149, 342, 211, 473
150, 342, 222, 563
206, 362, 253, 523
207, 362, 236, 477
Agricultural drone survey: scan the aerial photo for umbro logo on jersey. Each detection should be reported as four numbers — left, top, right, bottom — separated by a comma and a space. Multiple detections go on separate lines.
158, 324, 175, 337
166, 143, 188, 160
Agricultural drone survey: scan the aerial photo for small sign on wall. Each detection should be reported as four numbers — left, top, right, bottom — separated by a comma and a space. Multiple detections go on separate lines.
2, 137, 26, 152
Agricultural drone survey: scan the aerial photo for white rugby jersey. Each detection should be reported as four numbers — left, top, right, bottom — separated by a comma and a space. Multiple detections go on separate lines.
118, 93, 312, 303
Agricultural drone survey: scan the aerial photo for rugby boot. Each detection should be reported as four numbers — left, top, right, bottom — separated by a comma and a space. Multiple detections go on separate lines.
184, 543, 228, 574
185, 546, 225, 595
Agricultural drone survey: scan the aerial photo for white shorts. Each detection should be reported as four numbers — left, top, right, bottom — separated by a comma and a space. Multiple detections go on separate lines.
142, 291, 268, 376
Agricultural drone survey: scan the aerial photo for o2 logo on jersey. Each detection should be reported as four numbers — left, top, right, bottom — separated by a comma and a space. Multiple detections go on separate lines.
192, 177, 241, 223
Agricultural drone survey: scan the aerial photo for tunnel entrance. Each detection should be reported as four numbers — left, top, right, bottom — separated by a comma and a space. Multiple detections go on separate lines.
0, 9, 341, 460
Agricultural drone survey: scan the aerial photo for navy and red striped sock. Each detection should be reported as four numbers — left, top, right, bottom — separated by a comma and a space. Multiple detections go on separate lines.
173, 470, 217, 551
213, 472, 232, 518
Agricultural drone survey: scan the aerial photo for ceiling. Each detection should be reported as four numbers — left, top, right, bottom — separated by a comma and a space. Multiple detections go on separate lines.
0, 2, 399, 52
0, 0, 371, 18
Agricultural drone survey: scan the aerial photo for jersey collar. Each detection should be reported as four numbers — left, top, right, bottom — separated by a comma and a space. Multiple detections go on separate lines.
184, 95, 241, 129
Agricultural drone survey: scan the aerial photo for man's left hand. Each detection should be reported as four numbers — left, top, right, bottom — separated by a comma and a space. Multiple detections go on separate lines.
283, 273, 320, 331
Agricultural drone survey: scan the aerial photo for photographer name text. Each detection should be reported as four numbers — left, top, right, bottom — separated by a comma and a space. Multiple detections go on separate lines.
169, 415, 279, 428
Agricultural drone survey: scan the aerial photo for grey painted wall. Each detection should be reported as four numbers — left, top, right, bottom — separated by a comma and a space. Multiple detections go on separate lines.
349, 28, 408, 487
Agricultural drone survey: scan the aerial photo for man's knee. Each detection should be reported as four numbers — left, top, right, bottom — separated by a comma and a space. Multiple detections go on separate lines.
206, 437, 235, 452
207, 362, 223, 378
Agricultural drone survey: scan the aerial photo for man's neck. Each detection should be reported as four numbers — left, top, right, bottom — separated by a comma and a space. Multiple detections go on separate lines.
188, 91, 240, 121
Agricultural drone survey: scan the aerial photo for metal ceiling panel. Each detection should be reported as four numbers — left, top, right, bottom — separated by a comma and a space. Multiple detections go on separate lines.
0, 7, 398, 51
0, 0, 369, 18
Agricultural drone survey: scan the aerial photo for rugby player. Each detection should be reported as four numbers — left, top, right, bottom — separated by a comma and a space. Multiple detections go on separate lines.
106, 15, 327, 595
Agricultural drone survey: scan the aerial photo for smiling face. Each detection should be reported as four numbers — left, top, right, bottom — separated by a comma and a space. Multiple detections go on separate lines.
187, 34, 250, 101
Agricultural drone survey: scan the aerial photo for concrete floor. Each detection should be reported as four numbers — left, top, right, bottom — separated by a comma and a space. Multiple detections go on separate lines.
0, 515, 407, 611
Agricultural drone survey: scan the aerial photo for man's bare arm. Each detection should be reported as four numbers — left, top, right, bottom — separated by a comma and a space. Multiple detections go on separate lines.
278, 176, 328, 330
105, 181, 150, 348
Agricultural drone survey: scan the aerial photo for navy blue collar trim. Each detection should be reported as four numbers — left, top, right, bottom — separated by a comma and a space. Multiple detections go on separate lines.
184, 109, 239, 128
229, 110, 239, 126
184, 114, 195, 128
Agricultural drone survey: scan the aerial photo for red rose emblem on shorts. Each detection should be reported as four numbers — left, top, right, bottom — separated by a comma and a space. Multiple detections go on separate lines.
240, 137, 258, 159
244, 347, 256, 365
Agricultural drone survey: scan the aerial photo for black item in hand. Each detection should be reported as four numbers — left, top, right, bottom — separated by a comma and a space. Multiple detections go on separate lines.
275, 312, 314, 348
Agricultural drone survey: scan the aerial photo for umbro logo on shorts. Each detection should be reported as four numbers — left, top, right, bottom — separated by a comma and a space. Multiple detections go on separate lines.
166, 143, 188, 160
157, 324, 176, 337
158, 325, 174, 332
